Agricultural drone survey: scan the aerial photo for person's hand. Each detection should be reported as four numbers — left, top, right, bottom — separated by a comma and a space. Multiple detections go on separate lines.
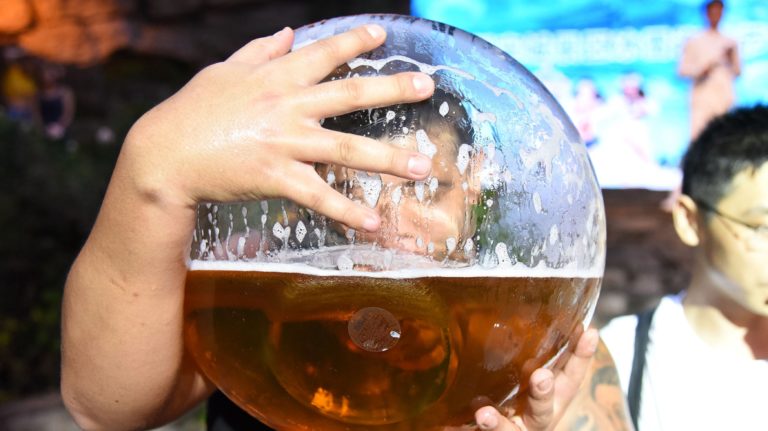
724, 45, 734, 60
473, 328, 600, 431
123, 24, 435, 232
724, 45, 738, 69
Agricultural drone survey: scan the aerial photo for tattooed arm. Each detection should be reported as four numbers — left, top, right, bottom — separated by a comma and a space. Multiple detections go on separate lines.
554, 338, 635, 431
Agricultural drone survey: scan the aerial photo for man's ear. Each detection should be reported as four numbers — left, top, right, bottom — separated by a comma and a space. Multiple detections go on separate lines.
673, 194, 701, 247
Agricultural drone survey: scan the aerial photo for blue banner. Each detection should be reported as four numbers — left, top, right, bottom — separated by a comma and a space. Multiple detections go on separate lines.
413, 0, 768, 189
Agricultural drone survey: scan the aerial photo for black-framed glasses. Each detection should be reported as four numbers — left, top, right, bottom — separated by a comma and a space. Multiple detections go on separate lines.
694, 199, 768, 251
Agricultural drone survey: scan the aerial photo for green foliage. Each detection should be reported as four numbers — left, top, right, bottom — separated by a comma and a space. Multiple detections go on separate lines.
0, 115, 119, 402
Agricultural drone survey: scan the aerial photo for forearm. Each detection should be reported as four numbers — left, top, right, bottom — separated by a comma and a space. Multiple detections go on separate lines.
677, 43, 716, 80
554, 340, 634, 431
61, 132, 212, 429
730, 49, 741, 77
678, 56, 710, 80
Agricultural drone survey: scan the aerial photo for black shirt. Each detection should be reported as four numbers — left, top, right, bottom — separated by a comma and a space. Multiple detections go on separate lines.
207, 391, 275, 431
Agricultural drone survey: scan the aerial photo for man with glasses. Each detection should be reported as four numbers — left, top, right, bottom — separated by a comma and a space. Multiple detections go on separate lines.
598, 105, 768, 430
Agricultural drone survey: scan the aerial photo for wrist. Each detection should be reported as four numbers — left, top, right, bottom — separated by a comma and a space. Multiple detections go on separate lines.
84, 123, 199, 285
122, 113, 197, 212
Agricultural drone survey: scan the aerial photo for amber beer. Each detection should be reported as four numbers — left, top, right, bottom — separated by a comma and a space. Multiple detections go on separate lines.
183, 261, 599, 430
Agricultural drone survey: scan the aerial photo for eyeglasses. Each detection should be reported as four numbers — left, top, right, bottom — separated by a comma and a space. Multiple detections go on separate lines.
694, 199, 768, 252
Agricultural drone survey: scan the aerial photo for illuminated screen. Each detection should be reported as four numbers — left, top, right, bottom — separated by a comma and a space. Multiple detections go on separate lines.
412, 0, 768, 190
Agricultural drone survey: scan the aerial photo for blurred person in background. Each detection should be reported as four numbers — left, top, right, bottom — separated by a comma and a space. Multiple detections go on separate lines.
600, 105, 768, 430
1, 46, 38, 124
37, 63, 76, 141
588, 72, 667, 188
571, 77, 605, 149
678, 0, 740, 141
663, 0, 742, 211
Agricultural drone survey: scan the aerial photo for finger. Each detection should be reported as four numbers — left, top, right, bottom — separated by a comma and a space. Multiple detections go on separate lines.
228, 27, 294, 65
562, 328, 599, 380
277, 163, 381, 232
299, 129, 432, 180
300, 73, 434, 118
475, 406, 522, 431
572, 327, 600, 358
554, 328, 599, 404
281, 24, 387, 85
522, 369, 555, 431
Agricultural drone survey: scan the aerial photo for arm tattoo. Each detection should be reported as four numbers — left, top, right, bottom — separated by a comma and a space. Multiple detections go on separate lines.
590, 366, 620, 399
556, 340, 634, 431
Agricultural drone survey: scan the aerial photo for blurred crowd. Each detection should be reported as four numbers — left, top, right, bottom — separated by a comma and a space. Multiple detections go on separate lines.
0, 46, 75, 141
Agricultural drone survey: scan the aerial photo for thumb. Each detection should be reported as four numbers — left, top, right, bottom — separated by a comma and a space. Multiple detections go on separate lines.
522, 369, 555, 430
228, 27, 294, 65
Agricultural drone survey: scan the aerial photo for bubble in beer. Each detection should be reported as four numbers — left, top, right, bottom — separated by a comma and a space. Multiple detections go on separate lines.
495, 242, 512, 267
439, 101, 449, 117
414, 180, 425, 202
187, 13, 606, 431
416, 129, 437, 159
296, 221, 307, 243
347, 307, 401, 352
428, 177, 439, 194
456, 144, 472, 175
355, 171, 383, 208
446, 237, 457, 254
391, 185, 402, 205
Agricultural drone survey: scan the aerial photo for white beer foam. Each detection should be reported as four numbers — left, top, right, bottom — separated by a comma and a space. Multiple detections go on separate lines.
189, 250, 602, 279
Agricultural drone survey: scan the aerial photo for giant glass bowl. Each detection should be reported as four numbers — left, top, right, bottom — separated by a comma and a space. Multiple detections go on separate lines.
184, 13, 605, 430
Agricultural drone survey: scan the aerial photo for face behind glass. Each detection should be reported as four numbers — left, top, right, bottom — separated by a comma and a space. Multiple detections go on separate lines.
700, 163, 768, 315
327, 123, 481, 262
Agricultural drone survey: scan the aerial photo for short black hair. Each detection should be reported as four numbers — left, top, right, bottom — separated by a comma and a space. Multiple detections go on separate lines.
705, 0, 724, 10
323, 87, 473, 150
682, 105, 768, 205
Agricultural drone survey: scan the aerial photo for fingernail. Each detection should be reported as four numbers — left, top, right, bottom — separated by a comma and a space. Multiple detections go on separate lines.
477, 409, 499, 430
362, 215, 380, 232
408, 156, 431, 176
586, 329, 599, 353
365, 24, 384, 40
536, 375, 553, 393
273, 26, 289, 37
412, 74, 434, 95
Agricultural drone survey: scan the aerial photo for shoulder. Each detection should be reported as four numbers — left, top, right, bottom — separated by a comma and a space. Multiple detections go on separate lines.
599, 296, 682, 379
724, 34, 740, 49
717, 31, 738, 42
600, 313, 638, 336
599, 314, 637, 390
554, 338, 635, 431
601, 295, 681, 346
684, 31, 707, 44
